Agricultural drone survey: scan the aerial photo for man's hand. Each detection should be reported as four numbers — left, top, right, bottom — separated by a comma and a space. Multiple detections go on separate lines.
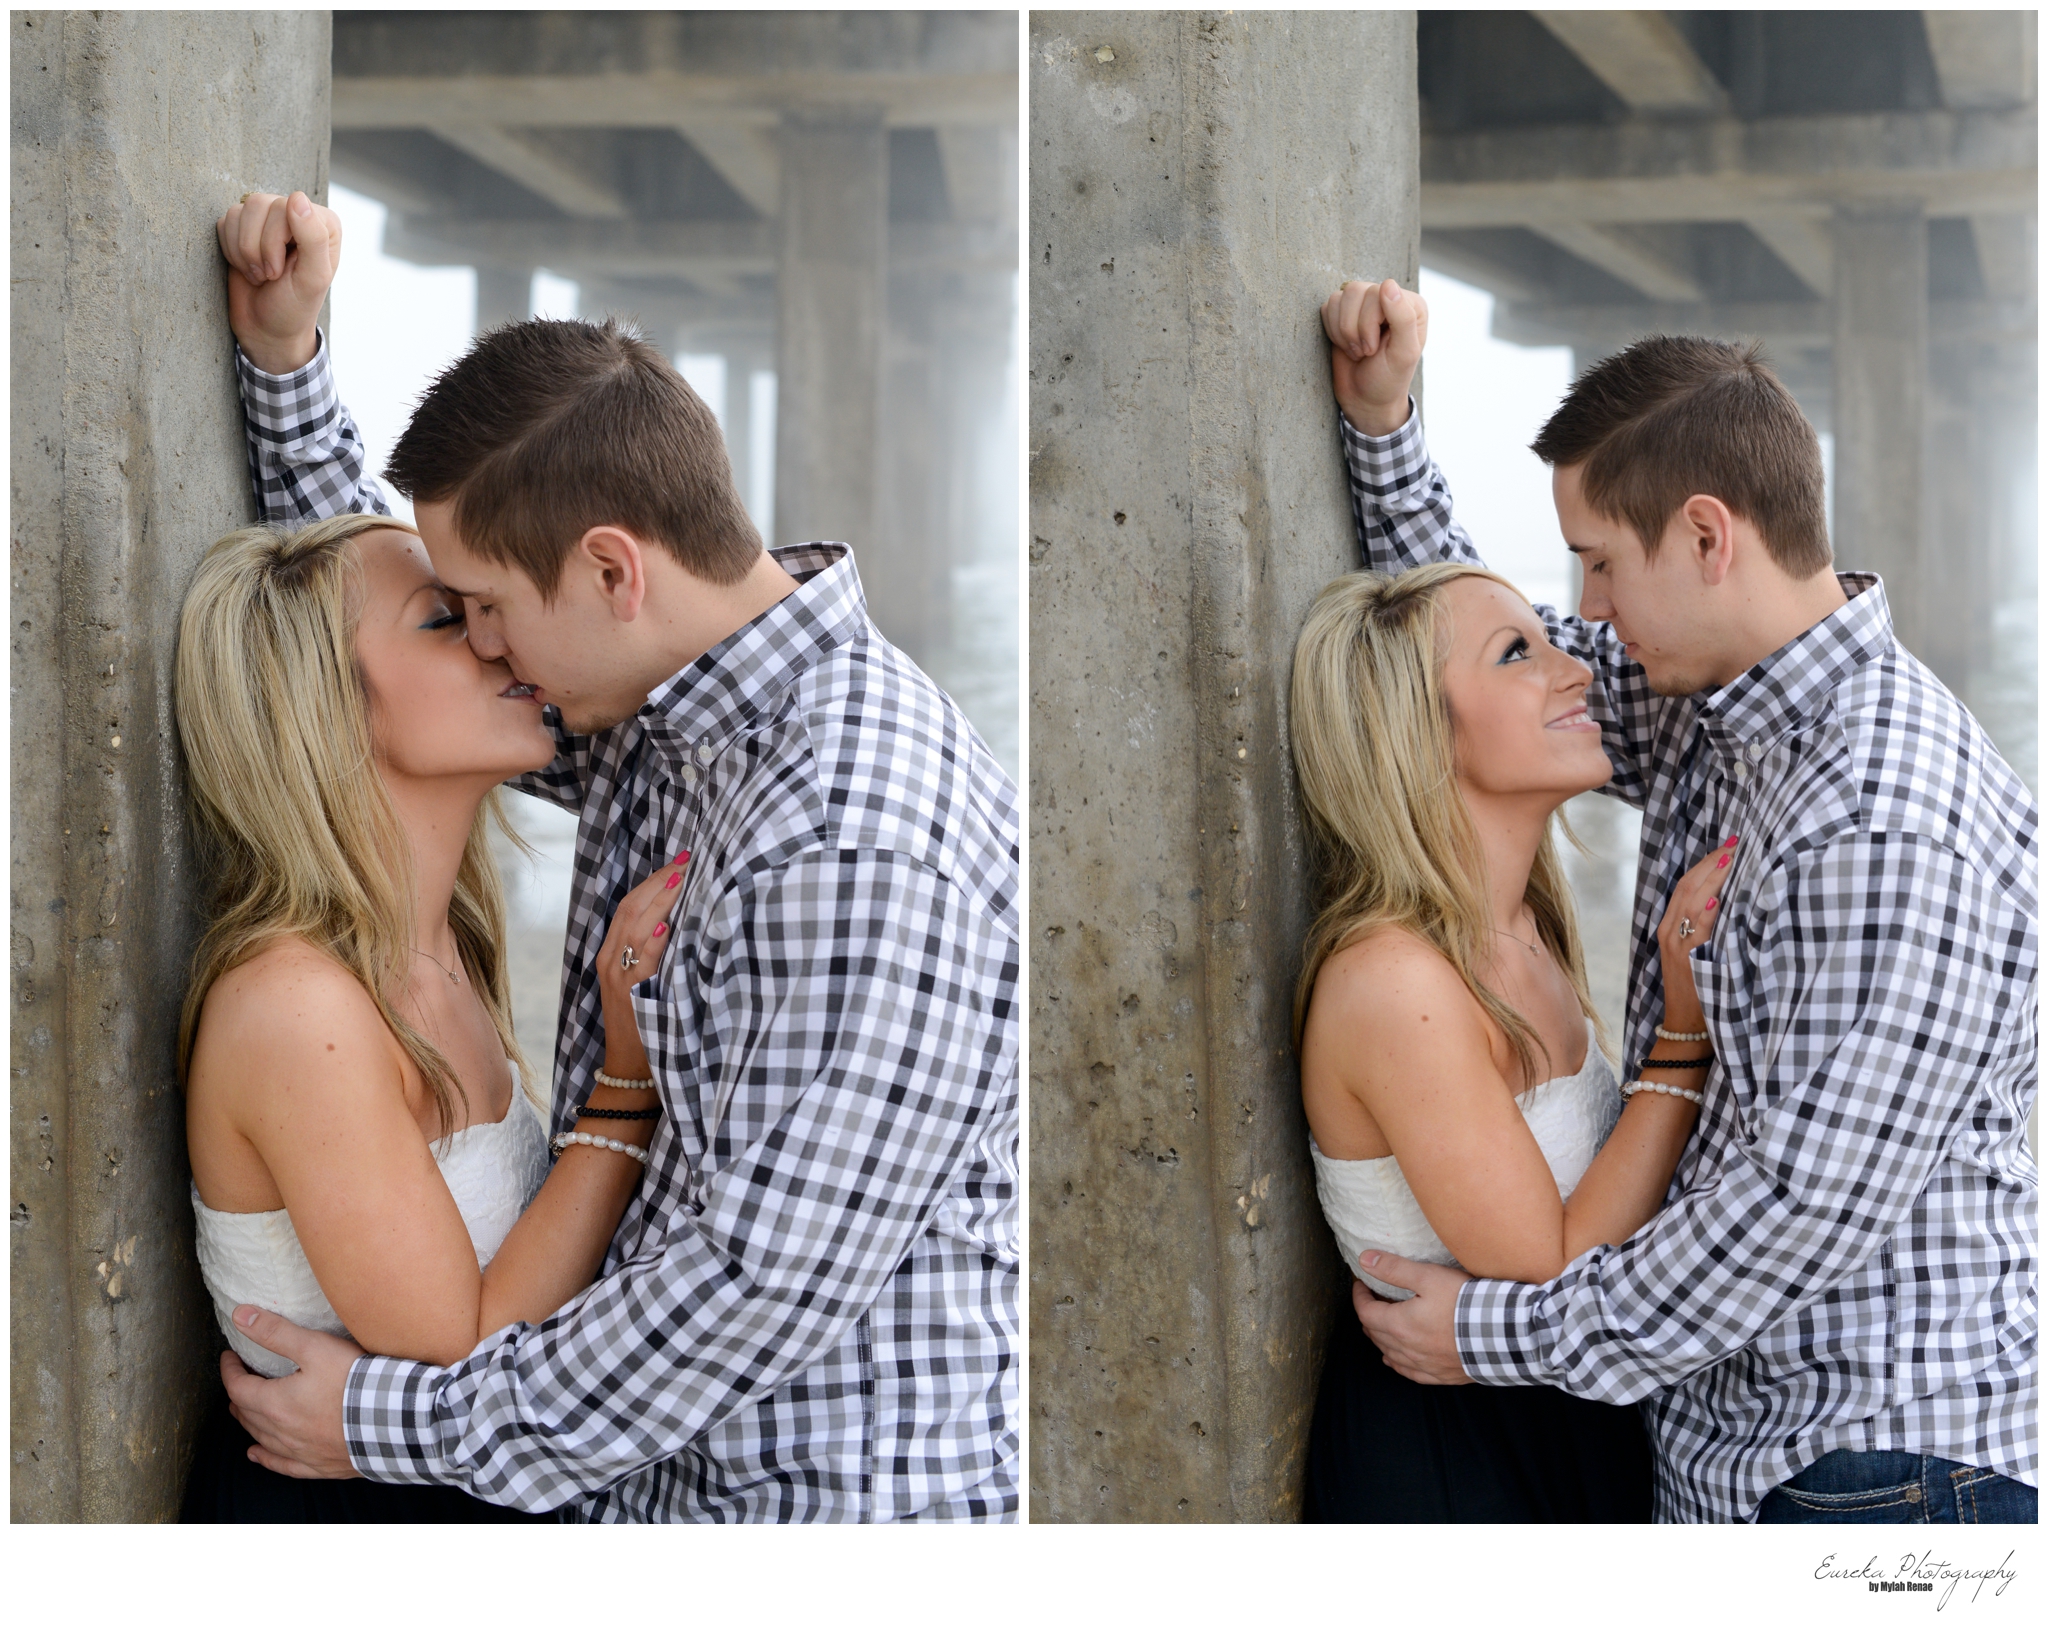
1352, 1251, 1474, 1385
220, 1305, 365, 1480
1320, 277, 1428, 437
215, 190, 342, 375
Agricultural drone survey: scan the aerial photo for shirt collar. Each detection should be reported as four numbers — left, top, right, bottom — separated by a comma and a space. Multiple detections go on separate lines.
1693, 571, 1891, 756
635, 543, 866, 764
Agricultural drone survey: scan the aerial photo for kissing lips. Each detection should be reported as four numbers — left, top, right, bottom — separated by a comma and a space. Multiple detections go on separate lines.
500, 680, 542, 704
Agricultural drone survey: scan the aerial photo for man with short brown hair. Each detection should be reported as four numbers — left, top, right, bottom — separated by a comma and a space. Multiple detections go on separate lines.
1319, 279, 2036, 1524
211, 191, 1021, 1522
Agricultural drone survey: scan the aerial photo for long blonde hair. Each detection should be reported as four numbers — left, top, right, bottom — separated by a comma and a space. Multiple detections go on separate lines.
1289, 562, 1608, 1085
174, 512, 527, 1138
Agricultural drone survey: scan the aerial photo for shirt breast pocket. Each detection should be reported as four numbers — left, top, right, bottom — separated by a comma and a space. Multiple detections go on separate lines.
1686, 941, 1742, 1034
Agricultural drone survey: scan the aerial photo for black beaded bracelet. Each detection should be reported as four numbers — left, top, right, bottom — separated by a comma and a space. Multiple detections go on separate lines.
578, 1105, 661, 1122
1634, 1055, 1715, 1074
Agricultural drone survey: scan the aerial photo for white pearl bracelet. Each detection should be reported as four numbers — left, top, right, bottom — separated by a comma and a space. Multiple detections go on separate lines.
1622, 1079, 1704, 1106
1655, 1025, 1709, 1043
594, 1069, 654, 1090
551, 1130, 652, 1166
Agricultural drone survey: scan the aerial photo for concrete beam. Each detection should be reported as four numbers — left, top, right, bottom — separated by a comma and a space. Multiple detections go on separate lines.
1922, 11, 2037, 110
1492, 296, 2034, 350
1418, 232, 1545, 302
1030, 9, 1417, 1524
674, 121, 779, 217
1424, 108, 2036, 227
334, 72, 1018, 131
1531, 11, 1727, 115
10, 7, 332, 1523
1743, 214, 1834, 298
381, 216, 1018, 278
428, 125, 628, 219
1525, 220, 1703, 300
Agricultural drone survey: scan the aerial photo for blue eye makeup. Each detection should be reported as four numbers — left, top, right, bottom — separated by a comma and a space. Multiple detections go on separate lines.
1499, 635, 1531, 664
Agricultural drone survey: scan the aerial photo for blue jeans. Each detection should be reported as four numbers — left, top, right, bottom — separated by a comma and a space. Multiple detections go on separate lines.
1756, 1450, 2037, 1524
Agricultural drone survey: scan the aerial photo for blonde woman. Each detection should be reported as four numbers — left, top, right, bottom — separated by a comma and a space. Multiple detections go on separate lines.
1290, 562, 1731, 1522
176, 514, 683, 1522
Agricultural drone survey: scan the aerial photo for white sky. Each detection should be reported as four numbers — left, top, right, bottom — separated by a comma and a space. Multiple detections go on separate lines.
1413, 267, 1576, 613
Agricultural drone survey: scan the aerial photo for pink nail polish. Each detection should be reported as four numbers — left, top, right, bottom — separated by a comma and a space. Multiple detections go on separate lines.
1705, 897, 1718, 911
664, 873, 680, 890
672, 850, 689, 865
1724, 835, 1739, 847
1717, 855, 1730, 868
652, 923, 667, 938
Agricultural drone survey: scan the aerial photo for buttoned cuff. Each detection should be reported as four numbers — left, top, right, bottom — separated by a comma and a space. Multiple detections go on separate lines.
1454, 1274, 1558, 1386
342, 1351, 450, 1486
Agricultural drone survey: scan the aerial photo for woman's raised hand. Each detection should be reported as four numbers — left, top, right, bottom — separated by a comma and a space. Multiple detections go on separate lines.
1656, 836, 1735, 1030
215, 190, 342, 375
1320, 277, 1429, 438
593, 853, 690, 1079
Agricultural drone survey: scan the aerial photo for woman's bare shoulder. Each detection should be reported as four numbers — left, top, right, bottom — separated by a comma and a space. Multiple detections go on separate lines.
191, 939, 399, 1097
1312, 926, 1474, 1021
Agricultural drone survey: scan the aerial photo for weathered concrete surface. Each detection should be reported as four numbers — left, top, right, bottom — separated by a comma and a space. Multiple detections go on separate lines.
1028, 12, 1418, 1522
10, 9, 330, 1521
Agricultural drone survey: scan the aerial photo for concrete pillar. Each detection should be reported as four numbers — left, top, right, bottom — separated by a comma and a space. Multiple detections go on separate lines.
718, 346, 756, 533
10, 10, 331, 1521
474, 264, 531, 332
774, 109, 886, 556
1029, 11, 1419, 1522
1831, 202, 1928, 656
876, 330, 942, 660
1920, 345, 1984, 693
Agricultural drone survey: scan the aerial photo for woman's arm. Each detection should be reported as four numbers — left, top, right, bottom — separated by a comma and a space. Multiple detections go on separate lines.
1307, 851, 1728, 1284
201, 864, 686, 1368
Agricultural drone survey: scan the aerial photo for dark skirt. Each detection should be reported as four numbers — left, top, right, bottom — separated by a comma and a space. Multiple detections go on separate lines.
180, 1385, 555, 1524
1303, 1289, 1654, 1523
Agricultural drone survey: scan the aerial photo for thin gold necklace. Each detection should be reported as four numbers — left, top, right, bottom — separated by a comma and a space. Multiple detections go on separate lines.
1494, 924, 1543, 957
414, 947, 462, 986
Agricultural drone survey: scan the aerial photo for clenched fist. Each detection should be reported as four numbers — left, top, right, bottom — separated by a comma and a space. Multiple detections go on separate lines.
1320, 277, 1429, 438
215, 189, 342, 375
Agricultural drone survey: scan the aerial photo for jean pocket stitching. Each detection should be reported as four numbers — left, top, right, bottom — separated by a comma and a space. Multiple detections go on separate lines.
1777, 1482, 1921, 1513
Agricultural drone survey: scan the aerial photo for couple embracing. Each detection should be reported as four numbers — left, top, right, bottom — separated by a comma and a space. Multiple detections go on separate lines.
176, 191, 1020, 1522
1292, 279, 2037, 1523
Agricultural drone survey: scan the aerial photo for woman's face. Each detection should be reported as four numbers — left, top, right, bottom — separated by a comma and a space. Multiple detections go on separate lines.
1436, 575, 1613, 805
351, 529, 557, 787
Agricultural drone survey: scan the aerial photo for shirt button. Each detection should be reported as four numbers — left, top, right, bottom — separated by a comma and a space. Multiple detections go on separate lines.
697, 741, 716, 764
1733, 761, 1749, 782
680, 763, 697, 785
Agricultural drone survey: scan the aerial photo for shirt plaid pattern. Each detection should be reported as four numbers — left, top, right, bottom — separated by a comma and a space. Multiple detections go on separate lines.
1341, 407, 2038, 1523
237, 340, 1022, 1521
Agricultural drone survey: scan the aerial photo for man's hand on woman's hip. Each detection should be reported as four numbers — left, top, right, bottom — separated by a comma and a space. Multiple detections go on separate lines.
1351, 1251, 1474, 1386
219, 1305, 364, 1480
215, 189, 341, 375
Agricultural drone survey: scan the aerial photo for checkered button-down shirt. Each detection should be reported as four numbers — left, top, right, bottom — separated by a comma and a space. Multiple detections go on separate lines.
1342, 408, 2038, 1523
238, 339, 1022, 1521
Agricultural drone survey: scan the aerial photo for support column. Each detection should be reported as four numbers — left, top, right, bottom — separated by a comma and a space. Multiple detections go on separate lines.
876, 327, 941, 659
718, 345, 755, 534
1920, 344, 1983, 694
1029, 11, 1419, 1522
474, 264, 532, 332
1832, 202, 1928, 655
774, 109, 886, 556
10, 9, 331, 1522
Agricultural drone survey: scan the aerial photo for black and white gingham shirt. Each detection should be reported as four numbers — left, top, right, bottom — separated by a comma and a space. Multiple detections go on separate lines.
238, 338, 1022, 1521
1342, 407, 2038, 1523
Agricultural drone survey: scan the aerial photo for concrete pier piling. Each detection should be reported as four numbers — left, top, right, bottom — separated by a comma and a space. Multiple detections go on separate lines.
10, 9, 331, 1521
1028, 10, 1419, 1522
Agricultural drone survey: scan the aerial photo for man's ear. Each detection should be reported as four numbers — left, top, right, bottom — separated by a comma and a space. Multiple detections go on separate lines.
576, 526, 649, 623
1678, 494, 1737, 588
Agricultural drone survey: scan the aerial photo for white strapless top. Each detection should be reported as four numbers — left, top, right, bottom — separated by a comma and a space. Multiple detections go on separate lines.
1311, 1019, 1618, 1299
191, 1065, 550, 1377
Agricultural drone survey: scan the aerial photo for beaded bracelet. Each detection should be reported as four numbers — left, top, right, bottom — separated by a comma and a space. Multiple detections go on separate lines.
594, 1069, 655, 1090
552, 1130, 652, 1166
1622, 1079, 1704, 1106
1655, 1025, 1709, 1043
1633, 1055, 1714, 1075
578, 1106, 660, 1122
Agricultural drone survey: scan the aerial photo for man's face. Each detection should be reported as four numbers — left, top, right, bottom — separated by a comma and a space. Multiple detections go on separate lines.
413, 500, 642, 735
1552, 464, 1717, 698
